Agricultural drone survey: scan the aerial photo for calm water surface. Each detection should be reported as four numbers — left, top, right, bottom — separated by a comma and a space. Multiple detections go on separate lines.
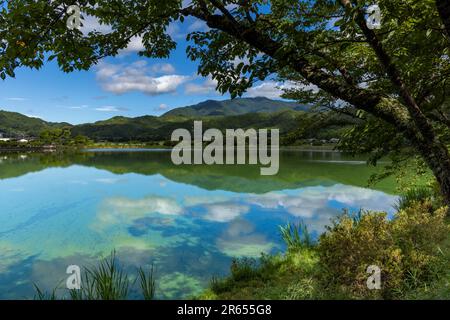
0, 150, 398, 299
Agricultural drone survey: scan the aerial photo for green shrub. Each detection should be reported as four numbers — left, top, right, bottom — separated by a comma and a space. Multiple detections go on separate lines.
318, 201, 449, 299
394, 186, 437, 212
230, 258, 259, 282
284, 278, 317, 300
318, 211, 400, 299
391, 201, 449, 290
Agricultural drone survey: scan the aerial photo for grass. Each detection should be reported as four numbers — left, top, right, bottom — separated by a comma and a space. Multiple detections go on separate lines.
200, 243, 450, 300
33, 283, 59, 300
78, 251, 130, 300
138, 265, 156, 300
394, 186, 435, 211
279, 221, 313, 251
401, 219, 450, 299
200, 250, 323, 300
35, 251, 156, 300
199, 223, 322, 300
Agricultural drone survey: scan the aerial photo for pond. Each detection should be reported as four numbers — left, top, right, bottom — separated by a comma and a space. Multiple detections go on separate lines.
0, 150, 398, 299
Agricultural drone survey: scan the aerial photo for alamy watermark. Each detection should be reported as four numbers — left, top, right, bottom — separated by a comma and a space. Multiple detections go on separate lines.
66, 5, 82, 30
366, 4, 382, 30
66, 265, 81, 290
170, 121, 279, 176
366, 265, 382, 290
65, 4, 382, 31
64, 262, 382, 291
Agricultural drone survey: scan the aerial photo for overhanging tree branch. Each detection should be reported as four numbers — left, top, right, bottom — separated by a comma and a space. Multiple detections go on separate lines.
339, 0, 441, 141
182, 2, 450, 203
436, 0, 450, 36
181, 6, 410, 131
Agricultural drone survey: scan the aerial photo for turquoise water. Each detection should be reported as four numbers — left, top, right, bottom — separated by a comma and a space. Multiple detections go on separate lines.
0, 150, 398, 299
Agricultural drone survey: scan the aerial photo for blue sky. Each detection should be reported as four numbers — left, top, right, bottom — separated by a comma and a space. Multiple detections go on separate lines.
0, 15, 292, 125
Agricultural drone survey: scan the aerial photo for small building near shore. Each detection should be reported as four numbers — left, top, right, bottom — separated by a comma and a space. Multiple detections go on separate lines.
330, 138, 340, 144
43, 144, 57, 152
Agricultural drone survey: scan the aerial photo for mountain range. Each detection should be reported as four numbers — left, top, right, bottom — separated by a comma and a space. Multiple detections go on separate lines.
0, 97, 310, 141
161, 97, 309, 117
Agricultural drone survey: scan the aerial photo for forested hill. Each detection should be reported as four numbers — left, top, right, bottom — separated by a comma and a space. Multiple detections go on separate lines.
0, 110, 70, 137
162, 97, 309, 117
70, 110, 306, 142
1, 98, 353, 143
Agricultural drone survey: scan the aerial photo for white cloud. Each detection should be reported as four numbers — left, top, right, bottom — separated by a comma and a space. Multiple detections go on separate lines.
24, 114, 42, 119
93, 195, 183, 230
67, 105, 89, 110
327, 187, 398, 212
248, 191, 327, 219
183, 195, 230, 207
203, 203, 250, 223
95, 106, 127, 112
119, 36, 145, 54
245, 81, 318, 99
102, 74, 188, 95
6, 97, 27, 101
248, 184, 398, 231
188, 20, 209, 32
94, 178, 123, 184
157, 104, 169, 110
96, 61, 189, 95
96, 62, 120, 79
80, 15, 112, 35
245, 81, 296, 99
231, 56, 251, 67
151, 63, 176, 74
167, 22, 185, 40
185, 77, 218, 95
216, 219, 275, 257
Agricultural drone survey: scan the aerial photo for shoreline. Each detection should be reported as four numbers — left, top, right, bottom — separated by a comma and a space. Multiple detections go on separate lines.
0, 144, 340, 153
0, 147, 56, 152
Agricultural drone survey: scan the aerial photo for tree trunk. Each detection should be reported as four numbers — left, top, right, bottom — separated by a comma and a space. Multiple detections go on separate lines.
414, 137, 450, 204
341, 0, 450, 204
436, 0, 450, 36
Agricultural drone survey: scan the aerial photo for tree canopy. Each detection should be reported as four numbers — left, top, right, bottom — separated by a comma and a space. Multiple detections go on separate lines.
1, 0, 450, 201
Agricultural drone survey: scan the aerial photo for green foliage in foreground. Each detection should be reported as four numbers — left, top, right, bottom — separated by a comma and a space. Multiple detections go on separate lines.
319, 201, 449, 299
279, 222, 313, 252
138, 265, 156, 301
70, 251, 130, 300
394, 186, 441, 212
200, 200, 450, 300
34, 252, 156, 300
